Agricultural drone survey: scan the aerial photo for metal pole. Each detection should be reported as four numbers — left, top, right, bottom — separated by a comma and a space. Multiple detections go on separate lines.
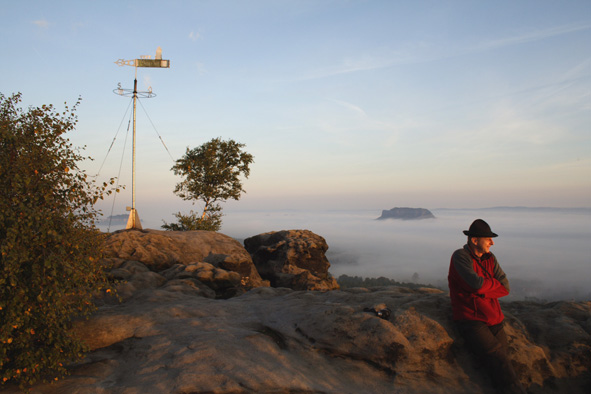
125, 76, 142, 229
132, 77, 137, 217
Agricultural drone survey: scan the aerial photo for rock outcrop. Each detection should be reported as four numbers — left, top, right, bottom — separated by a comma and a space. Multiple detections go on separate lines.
244, 229, 339, 291
101, 229, 268, 298
1, 230, 589, 394
378, 207, 435, 220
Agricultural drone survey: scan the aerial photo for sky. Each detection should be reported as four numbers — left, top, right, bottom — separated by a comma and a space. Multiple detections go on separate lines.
2, 0, 590, 223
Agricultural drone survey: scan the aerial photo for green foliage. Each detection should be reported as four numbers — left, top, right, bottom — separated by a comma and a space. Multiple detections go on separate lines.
0, 93, 115, 388
337, 274, 439, 290
161, 210, 222, 231
164, 137, 253, 232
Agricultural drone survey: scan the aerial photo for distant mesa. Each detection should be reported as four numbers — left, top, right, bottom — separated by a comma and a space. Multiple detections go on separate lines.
103, 214, 128, 223
377, 207, 435, 220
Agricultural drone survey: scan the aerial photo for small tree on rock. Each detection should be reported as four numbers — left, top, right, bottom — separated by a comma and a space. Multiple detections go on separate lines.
163, 137, 253, 231
0, 93, 116, 388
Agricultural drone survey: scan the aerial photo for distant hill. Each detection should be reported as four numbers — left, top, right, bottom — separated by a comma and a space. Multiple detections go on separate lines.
101, 214, 128, 223
377, 207, 435, 220
434, 206, 591, 214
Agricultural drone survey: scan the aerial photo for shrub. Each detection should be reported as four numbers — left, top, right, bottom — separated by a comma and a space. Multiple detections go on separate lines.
162, 210, 222, 231
0, 93, 115, 388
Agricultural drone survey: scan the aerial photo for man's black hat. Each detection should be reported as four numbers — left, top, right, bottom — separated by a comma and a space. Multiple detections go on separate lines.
463, 219, 498, 238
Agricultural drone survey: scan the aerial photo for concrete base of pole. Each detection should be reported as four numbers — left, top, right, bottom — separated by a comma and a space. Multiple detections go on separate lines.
125, 208, 142, 230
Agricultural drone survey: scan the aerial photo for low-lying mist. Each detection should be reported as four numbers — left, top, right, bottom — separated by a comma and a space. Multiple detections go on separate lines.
103, 207, 591, 302
221, 207, 591, 301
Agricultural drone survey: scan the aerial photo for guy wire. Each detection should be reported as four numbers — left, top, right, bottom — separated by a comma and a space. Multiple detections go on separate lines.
96, 99, 133, 176
107, 107, 132, 232
137, 98, 176, 162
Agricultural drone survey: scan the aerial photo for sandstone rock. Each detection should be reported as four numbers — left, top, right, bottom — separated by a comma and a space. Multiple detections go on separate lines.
503, 301, 591, 389
244, 229, 339, 291
101, 229, 268, 296
3, 287, 588, 394
161, 262, 244, 298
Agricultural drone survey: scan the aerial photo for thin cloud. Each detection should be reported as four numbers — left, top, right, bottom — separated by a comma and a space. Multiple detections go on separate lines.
302, 52, 411, 80
32, 19, 49, 28
559, 57, 591, 81
328, 99, 367, 117
475, 22, 591, 51
189, 31, 201, 41
301, 23, 591, 81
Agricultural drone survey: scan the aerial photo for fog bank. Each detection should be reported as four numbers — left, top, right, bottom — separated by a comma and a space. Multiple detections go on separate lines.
101, 207, 591, 301
221, 207, 591, 301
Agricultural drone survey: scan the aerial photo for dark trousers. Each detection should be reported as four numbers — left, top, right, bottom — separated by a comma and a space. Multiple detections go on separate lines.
456, 320, 526, 394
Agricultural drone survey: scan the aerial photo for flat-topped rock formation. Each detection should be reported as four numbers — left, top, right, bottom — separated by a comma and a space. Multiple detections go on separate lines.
377, 207, 435, 220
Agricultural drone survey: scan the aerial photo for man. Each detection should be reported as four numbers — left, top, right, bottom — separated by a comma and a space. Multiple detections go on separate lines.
448, 219, 526, 394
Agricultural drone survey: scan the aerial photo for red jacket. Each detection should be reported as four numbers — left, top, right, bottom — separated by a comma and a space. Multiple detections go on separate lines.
448, 245, 510, 326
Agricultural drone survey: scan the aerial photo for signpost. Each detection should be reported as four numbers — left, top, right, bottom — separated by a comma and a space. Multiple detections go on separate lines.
114, 47, 170, 229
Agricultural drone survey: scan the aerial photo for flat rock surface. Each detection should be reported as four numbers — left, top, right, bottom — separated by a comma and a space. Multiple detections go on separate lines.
2, 286, 589, 394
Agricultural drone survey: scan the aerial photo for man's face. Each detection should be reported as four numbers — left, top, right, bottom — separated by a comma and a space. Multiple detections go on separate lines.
472, 237, 494, 256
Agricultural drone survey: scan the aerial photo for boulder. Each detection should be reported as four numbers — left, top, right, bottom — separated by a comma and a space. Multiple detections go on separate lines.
161, 262, 244, 299
101, 229, 268, 296
244, 229, 339, 291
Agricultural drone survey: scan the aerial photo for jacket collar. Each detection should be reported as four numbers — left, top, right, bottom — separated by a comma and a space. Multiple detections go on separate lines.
464, 243, 492, 261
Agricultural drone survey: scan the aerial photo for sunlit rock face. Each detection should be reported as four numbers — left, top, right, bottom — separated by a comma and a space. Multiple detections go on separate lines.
244, 229, 340, 291
101, 229, 269, 297
1, 230, 589, 394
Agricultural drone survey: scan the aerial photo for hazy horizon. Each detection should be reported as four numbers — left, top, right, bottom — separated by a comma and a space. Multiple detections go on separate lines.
99, 205, 591, 302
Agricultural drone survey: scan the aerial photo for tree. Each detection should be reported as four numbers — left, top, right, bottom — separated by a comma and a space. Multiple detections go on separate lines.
0, 93, 115, 388
163, 137, 253, 231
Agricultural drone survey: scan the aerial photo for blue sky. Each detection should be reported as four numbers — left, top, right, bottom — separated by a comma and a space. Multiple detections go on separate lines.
2, 0, 590, 222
